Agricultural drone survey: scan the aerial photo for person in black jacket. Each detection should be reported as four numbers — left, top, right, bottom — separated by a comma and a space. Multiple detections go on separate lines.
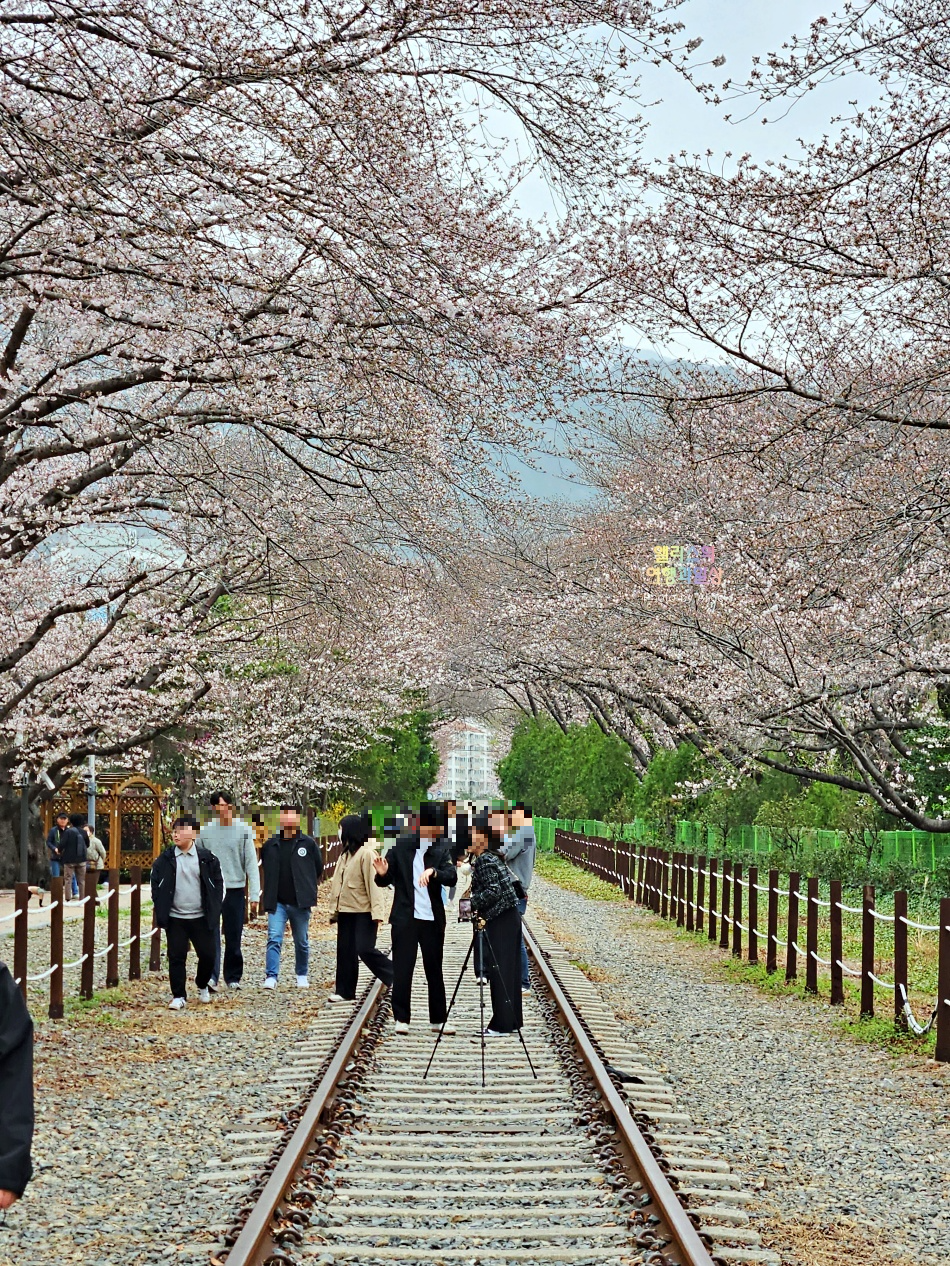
468, 810, 523, 1037
0, 961, 33, 1209
150, 814, 224, 1011
45, 811, 69, 879
373, 801, 457, 1034
60, 812, 89, 903
259, 803, 323, 990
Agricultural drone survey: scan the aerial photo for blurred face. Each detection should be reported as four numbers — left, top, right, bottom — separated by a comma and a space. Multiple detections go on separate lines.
489, 811, 507, 838
469, 829, 490, 856
419, 822, 443, 840
56, 815, 68, 828
211, 797, 233, 824
279, 808, 301, 833
172, 823, 198, 851
510, 808, 525, 830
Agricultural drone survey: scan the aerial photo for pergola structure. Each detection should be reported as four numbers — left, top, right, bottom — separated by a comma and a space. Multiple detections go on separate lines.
42, 771, 167, 871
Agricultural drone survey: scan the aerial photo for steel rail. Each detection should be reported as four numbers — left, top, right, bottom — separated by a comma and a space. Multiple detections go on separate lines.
223, 977, 386, 1266
524, 922, 716, 1266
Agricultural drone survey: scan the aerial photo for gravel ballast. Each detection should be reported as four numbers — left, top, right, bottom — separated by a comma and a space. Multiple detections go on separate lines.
528, 873, 950, 1266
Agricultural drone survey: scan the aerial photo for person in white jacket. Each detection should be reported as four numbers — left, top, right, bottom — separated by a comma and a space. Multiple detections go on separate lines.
197, 791, 261, 990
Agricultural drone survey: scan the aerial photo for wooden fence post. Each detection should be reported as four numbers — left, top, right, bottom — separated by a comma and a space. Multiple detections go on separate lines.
669, 851, 679, 922
748, 865, 758, 964
861, 884, 875, 1018
49, 876, 64, 1019
786, 871, 800, 982
893, 889, 907, 1029
149, 905, 162, 972
805, 876, 819, 994
719, 860, 732, 950
829, 879, 844, 1005
80, 868, 97, 1000
708, 858, 718, 942
661, 850, 670, 919
696, 855, 706, 935
106, 867, 120, 989
732, 863, 743, 958
766, 868, 778, 974
936, 898, 950, 1063
13, 882, 28, 1002
686, 854, 695, 931
636, 846, 645, 904
129, 866, 142, 981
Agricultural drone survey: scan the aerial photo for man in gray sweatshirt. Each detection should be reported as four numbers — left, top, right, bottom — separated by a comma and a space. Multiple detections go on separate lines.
198, 791, 261, 990
503, 803, 536, 995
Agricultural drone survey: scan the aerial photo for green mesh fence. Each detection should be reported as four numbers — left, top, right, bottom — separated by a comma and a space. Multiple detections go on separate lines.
535, 815, 950, 872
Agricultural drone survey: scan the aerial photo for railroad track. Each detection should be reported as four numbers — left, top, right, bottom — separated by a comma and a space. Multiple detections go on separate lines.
208, 916, 780, 1266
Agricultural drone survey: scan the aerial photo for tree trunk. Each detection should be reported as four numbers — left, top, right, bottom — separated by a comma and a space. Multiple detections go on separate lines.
0, 785, 47, 886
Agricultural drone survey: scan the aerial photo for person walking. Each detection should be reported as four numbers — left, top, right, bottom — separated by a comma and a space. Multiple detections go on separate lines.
503, 803, 536, 994
0, 959, 33, 1210
83, 825, 107, 904
327, 814, 393, 1001
45, 811, 68, 880
198, 791, 260, 990
372, 801, 456, 1034
60, 813, 89, 904
468, 810, 523, 1038
260, 804, 323, 989
150, 814, 224, 1011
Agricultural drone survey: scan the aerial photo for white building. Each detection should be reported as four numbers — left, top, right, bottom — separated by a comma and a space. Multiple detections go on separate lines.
432, 718, 501, 801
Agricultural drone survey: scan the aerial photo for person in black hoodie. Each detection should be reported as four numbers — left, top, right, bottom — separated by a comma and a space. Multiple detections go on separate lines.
60, 812, 89, 903
373, 801, 457, 1034
0, 960, 33, 1210
259, 803, 323, 990
150, 814, 224, 1011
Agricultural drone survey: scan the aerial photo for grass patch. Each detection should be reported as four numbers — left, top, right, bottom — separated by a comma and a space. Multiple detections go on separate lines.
834, 1011, 937, 1057
536, 852, 626, 902
569, 958, 612, 982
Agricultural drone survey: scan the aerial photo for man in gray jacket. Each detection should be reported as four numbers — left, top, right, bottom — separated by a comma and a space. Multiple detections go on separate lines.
198, 791, 261, 990
503, 803, 536, 994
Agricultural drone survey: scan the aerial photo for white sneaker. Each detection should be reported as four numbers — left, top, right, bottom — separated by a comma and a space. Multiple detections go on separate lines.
475, 976, 489, 985
226, 981, 241, 990
431, 1022, 456, 1035
394, 1020, 410, 1034
295, 975, 309, 989
328, 993, 350, 1003
470, 1028, 507, 1042
197, 987, 212, 1003
168, 997, 186, 1011
522, 987, 532, 996
262, 977, 277, 990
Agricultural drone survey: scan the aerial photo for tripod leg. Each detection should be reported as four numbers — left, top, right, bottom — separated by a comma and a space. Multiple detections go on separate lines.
481, 922, 538, 1080
423, 935, 474, 1081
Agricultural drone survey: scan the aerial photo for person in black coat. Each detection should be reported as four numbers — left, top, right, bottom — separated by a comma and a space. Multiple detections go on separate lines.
150, 814, 224, 1010
0, 961, 33, 1209
373, 801, 457, 1033
259, 803, 323, 989
468, 810, 523, 1037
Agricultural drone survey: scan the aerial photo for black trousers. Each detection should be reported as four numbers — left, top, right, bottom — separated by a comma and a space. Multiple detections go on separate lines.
166, 916, 216, 999
391, 918, 446, 1024
335, 912, 394, 999
481, 906, 524, 1033
213, 887, 247, 984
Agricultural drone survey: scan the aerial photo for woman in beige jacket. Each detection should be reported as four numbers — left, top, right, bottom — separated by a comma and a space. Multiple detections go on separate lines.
327, 815, 394, 1001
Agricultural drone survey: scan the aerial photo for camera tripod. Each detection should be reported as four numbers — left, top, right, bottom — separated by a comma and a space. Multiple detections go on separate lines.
423, 919, 537, 1087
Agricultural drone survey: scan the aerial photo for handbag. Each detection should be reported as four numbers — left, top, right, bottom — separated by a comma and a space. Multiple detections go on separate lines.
512, 878, 526, 901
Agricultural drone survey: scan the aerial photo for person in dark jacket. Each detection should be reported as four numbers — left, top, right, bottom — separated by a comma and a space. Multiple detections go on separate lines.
468, 809, 523, 1037
60, 813, 89, 903
259, 803, 323, 990
150, 814, 224, 1011
373, 801, 457, 1034
46, 811, 69, 879
0, 961, 33, 1209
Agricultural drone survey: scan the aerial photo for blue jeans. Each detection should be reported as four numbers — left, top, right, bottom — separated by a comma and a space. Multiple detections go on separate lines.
516, 897, 530, 989
265, 903, 311, 979
49, 859, 61, 878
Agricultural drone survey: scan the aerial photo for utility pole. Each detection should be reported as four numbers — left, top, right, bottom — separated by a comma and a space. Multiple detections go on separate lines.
19, 770, 29, 883
86, 754, 96, 832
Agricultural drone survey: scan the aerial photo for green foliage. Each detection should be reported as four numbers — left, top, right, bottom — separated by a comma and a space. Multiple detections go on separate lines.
534, 852, 626, 902
346, 708, 439, 805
